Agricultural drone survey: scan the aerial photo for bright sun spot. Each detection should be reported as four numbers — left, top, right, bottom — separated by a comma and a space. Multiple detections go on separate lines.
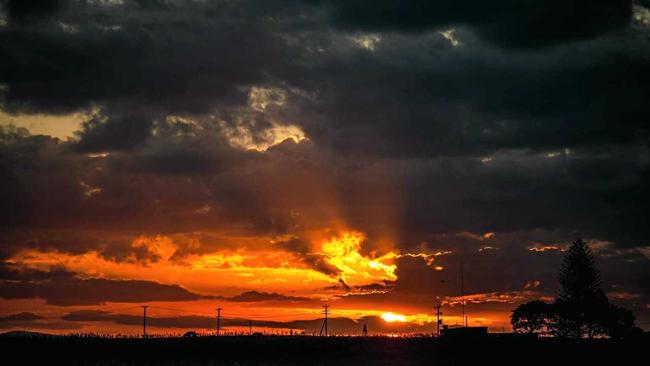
381, 312, 407, 323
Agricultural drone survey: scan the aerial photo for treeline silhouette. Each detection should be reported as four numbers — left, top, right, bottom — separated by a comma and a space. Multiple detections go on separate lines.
512, 239, 643, 339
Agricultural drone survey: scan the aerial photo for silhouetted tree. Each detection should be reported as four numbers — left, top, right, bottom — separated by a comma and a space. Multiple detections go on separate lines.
511, 300, 551, 334
601, 304, 637, 340
510, 239, 638, 338
554, 239, 609, 338
546, 300, 576, 338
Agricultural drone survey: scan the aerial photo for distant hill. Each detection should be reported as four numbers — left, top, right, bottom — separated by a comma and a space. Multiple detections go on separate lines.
0, 330, 59, 338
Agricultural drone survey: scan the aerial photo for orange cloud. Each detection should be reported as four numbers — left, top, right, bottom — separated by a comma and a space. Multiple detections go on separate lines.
527, 244, 565, 252
319, 231, 397, 286
6, 235, 338, 297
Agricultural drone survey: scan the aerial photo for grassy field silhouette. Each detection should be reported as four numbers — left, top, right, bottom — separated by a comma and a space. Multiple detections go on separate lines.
3, 333, 648, 366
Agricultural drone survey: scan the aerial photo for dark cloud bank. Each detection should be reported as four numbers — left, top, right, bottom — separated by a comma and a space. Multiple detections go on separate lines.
0, 265, 308, 306
0, 0, 649, 322
0, 265, 205, 305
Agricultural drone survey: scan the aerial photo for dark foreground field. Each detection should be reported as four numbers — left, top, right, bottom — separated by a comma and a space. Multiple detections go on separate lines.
2, 334, 648, 366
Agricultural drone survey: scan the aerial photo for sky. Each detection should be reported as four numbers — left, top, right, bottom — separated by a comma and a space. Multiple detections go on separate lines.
1, 0, 649, 335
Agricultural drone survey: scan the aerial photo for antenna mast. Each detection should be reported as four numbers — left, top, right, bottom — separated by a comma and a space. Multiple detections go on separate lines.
460, 262, 466, 327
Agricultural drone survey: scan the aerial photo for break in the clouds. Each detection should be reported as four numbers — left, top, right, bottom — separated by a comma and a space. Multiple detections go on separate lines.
0, 0, 649, 333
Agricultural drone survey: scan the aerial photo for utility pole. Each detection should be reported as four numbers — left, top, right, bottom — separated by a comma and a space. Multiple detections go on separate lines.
319, 304, 329, 336
434, 304, 442, 336
216, 307, 222, 336
324, 304, 329, 336
460, 262, 465, 328
141, 305, 148, 338
249, 320, 252, 335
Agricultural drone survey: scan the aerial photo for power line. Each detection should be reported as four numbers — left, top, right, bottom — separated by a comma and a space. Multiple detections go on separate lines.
107, 304, 145, 313
146, 305, 214, 316
131, 304, 319, 319
219, 312, 303, 319
146, 306, 284, 320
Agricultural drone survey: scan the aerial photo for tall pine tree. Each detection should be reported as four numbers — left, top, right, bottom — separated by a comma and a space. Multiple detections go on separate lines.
555, 239, 609, 338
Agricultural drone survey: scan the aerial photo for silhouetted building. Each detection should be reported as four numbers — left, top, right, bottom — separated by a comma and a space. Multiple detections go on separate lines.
441, 326, 488, 338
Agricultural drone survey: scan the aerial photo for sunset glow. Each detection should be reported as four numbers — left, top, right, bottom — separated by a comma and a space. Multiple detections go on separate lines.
381, 312, 407, 323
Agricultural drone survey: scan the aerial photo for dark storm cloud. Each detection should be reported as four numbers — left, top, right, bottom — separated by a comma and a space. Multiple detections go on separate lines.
309, 0, 633, 48
292, 30, 650, 158
0, 227, 166, 264
275, 237, 340, 276
220, 291, 309, 303
1, 0, 70, 24
0, 312, 82, 331
0, 312, 42, 322
72, 112, 155, 152
1, 0, 648, 156
0, 320, 83, 330
0, 264, 72, 281
0, 265, 206, 305
0, 0, 301, 114
0, 122, 264, 236
392, 149, 650, 247
62, 310, 216, 329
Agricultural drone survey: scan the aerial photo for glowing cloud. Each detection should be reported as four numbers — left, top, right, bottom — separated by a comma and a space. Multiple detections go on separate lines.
527, 244, 565, 252
0, 109, 89, 140
79, 182, 103, 198
6, 235, 336, 297
439, 28, 460, 47
248, 86, 287, 112
350, 34, 381, 50
220, 120, 307, 151
320, 232, 397, 286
